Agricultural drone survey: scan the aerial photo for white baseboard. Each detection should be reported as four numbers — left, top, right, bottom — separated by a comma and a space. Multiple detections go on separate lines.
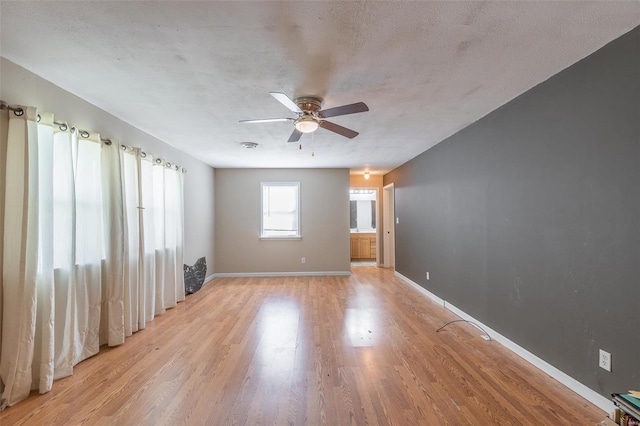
212, 271, 351, 278
394, 271, 613, 414
204, 274, 216, 284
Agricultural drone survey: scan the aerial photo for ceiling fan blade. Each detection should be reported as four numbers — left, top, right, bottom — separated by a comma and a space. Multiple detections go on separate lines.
319, 121, 359, 139
319, 102, 369, 118
288, 128, 303, 143
270, 92, 303, 114
239, 118, 293, 124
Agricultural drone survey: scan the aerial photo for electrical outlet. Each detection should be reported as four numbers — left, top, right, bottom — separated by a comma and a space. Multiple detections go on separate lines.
301, 257, 306, 264
426, 271, 430, 280
599, 349, 611, 372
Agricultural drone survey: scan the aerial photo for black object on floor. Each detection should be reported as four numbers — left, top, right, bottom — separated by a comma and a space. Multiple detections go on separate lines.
184, 257, 207, 294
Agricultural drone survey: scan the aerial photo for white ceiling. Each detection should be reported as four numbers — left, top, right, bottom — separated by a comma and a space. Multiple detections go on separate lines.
2, 1, 639, 175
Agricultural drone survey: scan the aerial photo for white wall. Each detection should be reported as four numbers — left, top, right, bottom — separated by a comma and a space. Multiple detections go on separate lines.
215, 168, 350, 274
0, 57, 215, 273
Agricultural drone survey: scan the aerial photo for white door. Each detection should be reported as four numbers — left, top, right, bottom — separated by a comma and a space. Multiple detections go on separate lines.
383, 183, 395, 268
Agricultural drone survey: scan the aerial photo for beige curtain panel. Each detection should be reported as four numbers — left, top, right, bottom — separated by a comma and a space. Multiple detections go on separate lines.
0, 104, 185, 410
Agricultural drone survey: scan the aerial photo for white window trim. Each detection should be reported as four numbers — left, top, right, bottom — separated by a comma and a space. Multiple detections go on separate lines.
260, 182, 301, 240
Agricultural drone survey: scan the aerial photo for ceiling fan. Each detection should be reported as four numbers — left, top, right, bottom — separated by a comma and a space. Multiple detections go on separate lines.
240, 92, 369, 142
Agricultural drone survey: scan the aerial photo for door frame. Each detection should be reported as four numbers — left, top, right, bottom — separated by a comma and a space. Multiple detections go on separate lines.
383, 183, 395, 268
349, 186, 380, 264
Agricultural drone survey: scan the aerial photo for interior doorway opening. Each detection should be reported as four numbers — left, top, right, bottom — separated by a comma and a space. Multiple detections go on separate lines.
349, 188, 378, 266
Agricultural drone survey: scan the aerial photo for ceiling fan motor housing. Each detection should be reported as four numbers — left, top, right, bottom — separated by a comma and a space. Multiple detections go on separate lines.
294, 96, 323, 113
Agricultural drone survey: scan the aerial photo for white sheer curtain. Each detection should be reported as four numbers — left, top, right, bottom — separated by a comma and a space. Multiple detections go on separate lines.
120, 149, 185, 335
153, 163, 185, 311
0, 105, 185, 410
49, 117, 77, 380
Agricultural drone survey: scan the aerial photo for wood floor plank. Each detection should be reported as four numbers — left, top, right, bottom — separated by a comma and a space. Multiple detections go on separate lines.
0, 267, 606, 425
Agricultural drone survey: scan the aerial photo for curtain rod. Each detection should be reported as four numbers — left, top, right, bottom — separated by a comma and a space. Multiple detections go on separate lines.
1, 100, 187, 173
0, 100, 20, 113
2, 100, 115, 145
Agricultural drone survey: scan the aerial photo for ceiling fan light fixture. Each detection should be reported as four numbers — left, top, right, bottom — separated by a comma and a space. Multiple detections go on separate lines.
294, 117, 319, 133
364, 171, 370, 180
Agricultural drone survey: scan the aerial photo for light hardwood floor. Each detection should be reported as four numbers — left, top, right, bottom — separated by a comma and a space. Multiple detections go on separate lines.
0, 267, 604, 425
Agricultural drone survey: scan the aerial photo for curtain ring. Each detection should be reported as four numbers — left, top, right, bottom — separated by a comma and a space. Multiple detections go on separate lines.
37, 114, 41, 122
155, 158, 162, 164
141, 151, 147, 158
13, 108, 24, 117
103, 139, 112, 146
59, 123, 68, 131
166, 162, 172, 168
120, 144, 127, 151
80, 130, 90, 138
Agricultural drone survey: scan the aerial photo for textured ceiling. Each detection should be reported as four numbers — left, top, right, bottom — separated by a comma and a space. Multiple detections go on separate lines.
2, 1, 639, 175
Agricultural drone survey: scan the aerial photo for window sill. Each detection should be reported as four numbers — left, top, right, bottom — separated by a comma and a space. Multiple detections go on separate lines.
259, 236, 302, 241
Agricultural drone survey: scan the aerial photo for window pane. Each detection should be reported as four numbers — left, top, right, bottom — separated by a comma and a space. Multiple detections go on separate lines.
52, 131, 74, 269
75, 139, 104, 264
262, 183, 299, 237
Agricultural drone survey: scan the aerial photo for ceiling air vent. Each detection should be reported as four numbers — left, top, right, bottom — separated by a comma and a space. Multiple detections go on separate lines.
240, 141, 259, 149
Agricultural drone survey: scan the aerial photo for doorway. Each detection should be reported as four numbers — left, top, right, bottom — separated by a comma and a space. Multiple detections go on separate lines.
383, 183, 395, 268
349, 188, 378, 266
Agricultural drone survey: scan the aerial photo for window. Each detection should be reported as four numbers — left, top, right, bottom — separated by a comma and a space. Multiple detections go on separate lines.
261, 182, 300, 238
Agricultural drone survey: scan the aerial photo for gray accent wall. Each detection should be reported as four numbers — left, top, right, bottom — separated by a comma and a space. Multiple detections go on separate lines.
215, 168, 350, 274
0, 57, 216, 273
384, 27, 639, 396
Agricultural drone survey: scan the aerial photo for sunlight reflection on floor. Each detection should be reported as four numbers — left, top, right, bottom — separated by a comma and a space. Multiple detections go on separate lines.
255, 298, 299, 379
344, 308, 380, 347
